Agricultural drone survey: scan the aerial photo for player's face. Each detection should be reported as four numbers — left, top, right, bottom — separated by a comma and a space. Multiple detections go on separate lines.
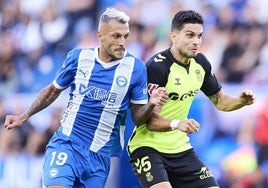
98, 19, 130, 62
170, 23, 203, 62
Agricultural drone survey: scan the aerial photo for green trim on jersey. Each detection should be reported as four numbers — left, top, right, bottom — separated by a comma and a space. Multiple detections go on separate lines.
128, 50, 221, 155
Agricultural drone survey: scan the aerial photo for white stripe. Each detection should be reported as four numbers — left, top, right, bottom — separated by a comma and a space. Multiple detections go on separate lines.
52, 80, 67, 90
130, 99, 148, 104
119, 125, 126, 149
90, 56, 135, 152
61, 49, 95, 136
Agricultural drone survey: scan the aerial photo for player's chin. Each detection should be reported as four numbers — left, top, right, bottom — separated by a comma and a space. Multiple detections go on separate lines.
190, 52, 198, 57
114, 53, 124, 60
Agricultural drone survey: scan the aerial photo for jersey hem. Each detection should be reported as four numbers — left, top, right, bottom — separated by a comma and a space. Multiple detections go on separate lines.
128, 144, 193, 156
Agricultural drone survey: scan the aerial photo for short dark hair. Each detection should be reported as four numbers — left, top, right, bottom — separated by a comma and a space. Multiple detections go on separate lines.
171, 10, 204, 31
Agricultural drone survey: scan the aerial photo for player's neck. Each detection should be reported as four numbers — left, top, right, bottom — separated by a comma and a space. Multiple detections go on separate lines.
170, 47, 190, 65
98, 47, 112, 63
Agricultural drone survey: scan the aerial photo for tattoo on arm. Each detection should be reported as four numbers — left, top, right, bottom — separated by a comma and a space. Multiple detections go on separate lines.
25, 85, 61, 118
209, 93, 219, 106
131, 103, 155, 126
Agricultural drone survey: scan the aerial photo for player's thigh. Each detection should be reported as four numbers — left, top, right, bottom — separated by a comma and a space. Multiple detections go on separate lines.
79, 150, 110, 188
42, 142, 76, 187
150, 182, 172, 188
130, 147, 169, 188
168, 149, 219, 188
69, 141, 110, 188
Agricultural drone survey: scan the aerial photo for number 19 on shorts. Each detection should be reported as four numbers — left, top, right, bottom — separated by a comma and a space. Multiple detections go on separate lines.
49, 151, 68, 166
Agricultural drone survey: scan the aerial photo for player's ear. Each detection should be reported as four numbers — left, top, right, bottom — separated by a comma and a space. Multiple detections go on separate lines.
169, 32, 176, 43
97, 31, 105, 43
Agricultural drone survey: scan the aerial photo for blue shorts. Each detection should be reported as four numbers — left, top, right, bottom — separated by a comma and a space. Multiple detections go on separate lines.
42, 135, 110, 188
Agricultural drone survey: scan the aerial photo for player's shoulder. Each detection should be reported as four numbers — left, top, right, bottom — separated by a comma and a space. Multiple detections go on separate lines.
125, 52, 146, 67
194, 52, 206, 60
147, 49, 170, 65
67, 47, 94, 59
62, 48, 95, 68
193, 52, 212, 71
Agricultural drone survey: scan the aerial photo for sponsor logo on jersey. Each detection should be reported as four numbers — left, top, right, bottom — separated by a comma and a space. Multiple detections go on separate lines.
169, 89, 199, 101
79, 84, 118, 105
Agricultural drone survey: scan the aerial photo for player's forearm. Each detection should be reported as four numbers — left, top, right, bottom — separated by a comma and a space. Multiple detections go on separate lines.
22, 84, 61, 121
131, 87, 169, 126
131, 102, 156, 126
146, 111, 172, 131
210, 91, 245, 111
133, 104, 173, 131
218, 96, 246, 111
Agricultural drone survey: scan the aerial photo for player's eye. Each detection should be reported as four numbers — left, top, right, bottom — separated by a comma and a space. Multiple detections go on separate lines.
186, 33, 194, 38
124, 34, 129, 40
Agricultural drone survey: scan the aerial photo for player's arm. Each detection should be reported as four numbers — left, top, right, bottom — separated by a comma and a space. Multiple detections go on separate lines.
4, 84, 62, 130
146, 107, 200, 133
138, 83, 198, 133
196, 53, 255, 111
130, 87, 168, 126
209, 89, 255, 111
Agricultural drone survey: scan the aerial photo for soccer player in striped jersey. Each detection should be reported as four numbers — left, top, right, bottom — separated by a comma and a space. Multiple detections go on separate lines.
3, 8, 168, 188
128, 10, 255, 188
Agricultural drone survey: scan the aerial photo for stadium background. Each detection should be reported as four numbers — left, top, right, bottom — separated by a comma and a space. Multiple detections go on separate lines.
1, 0, 268, 187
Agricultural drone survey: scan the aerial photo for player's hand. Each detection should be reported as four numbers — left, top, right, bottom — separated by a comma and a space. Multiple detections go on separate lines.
177, 119, 200, 134
239, 89, 255, 105
4, 115, 24, 130
149, 87, 169, 106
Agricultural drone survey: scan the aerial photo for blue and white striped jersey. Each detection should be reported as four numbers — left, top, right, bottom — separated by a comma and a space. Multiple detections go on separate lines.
52, 47, 148, 157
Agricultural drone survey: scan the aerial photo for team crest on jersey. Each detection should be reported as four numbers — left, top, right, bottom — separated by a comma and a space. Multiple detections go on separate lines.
116, 76, 127, 87
195, 69, 203, 82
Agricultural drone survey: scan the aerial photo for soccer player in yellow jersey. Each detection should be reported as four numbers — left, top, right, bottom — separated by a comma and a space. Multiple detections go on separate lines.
127, 10, 255, 188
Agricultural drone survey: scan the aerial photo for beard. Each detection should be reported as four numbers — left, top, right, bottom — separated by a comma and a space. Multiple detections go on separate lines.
109, 48, 125, 61
180, 49, 198, 59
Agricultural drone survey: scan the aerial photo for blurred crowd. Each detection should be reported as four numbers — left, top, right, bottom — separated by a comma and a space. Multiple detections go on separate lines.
0, 0, 268, 187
